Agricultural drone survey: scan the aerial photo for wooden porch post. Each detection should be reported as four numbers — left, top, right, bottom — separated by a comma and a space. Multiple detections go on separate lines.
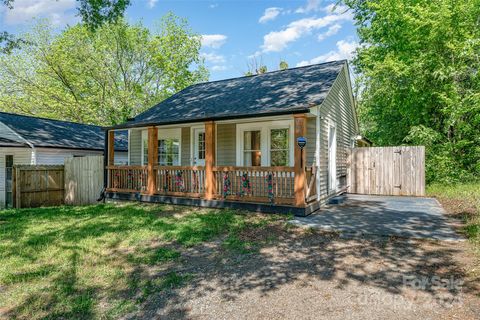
107, 130, 115, 166
294, 114, 307, 207
147, 126, 158, 195
205, 121, 216, 200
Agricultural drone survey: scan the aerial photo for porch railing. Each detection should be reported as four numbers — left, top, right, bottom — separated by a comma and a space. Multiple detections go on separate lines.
213, 166, 295, 205
107, 165, 317, 206
155, 165, 205, 197
305, 166, 318, 203
107, 165, 147, 192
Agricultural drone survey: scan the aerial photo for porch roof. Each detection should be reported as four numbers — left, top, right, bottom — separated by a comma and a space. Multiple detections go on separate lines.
107, 60, 345, 130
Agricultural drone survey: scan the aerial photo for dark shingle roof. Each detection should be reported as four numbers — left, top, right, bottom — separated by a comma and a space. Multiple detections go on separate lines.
121, 60, 345, 128
0, 112, 127, 151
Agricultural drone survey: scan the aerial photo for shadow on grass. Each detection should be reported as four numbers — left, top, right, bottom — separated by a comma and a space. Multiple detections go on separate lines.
9, 248, 99, 319
1, 203, 478, 319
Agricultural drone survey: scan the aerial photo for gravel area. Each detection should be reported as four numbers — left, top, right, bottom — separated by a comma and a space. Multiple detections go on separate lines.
122, 230, 480, 320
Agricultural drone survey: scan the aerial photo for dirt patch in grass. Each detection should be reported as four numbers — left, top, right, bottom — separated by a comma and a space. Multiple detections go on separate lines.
1, 203, 479, 319
132, 227, 480, 320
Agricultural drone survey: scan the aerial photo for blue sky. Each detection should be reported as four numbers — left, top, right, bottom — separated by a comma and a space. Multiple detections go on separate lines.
0, 0, 358, 81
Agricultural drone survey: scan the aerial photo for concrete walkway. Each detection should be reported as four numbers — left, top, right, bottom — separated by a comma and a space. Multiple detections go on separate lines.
291, 194, 463, 241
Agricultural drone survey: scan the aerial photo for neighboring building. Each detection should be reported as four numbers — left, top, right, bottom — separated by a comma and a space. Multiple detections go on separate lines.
104, 60, 360, 216
0, 112, 127, 208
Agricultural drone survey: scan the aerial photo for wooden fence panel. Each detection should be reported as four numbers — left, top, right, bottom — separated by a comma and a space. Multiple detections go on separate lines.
64, 156, 104, 205
13, 165, 64, 208
348, 146, 425, 196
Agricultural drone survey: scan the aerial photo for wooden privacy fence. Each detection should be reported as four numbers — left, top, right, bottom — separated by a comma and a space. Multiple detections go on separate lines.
13, 165, 65, 208
348, 146, 425, 196
13, 156, 105, 208
64, 156, 104, 205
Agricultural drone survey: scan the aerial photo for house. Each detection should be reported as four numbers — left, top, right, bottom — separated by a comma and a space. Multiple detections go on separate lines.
103, 60, 360, 216
0, 112, 128, 208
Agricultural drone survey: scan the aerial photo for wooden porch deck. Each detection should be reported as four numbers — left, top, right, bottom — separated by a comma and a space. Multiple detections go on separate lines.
106, 165, 317, 207
104, 115, 318, 214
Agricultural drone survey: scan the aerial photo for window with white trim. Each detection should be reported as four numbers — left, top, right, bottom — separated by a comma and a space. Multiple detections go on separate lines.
237, 120, 294, 167
142, 129, 181, 165
243, 130, 261, 166
270, 128, 289, 166
158, 139, 180, 165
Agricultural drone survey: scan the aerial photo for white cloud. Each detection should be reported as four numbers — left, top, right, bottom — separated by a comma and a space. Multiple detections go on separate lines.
296, 39, 359, 66
209, 4, 218, 9
323, 3, 350, 15
317, 23, 342, 41
201, 52, 226, 64
147, 0, 158, 8
296, 0, 321, 13
201, 34, 228, 49
260, 11, 353, 52
259, 7, 282, 24
211, 65, 227, 71
3, 0, 76, 25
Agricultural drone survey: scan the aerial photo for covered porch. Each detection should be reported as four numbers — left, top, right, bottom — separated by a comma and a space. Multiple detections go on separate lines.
104, 114, 319, 215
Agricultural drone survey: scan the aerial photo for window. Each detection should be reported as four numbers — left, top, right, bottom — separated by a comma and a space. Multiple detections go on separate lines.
197, 132, 205, 160
142, 128, 181, 166
270, 128, 289, 166
237, 120, 293, 167
243, 130, 261, 166
143, 141, 148, 165
159, 139, 180, 165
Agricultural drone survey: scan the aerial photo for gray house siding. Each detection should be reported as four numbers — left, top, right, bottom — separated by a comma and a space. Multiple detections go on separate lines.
129, 129, 143, 165
306, 117, 317, 167
129, 127, 191, 166
317, 65, 357, 200
216, 124, 236, 166
181, 127, 190, 166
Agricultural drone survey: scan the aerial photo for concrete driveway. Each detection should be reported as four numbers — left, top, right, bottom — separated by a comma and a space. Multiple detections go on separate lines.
291, 194, 463, 241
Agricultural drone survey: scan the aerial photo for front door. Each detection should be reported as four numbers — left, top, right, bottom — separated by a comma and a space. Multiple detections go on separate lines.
193, 128, 206, 166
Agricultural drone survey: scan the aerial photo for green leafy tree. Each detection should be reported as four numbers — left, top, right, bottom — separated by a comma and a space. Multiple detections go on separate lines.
279, 60, 288, 70
0, 13, 208, 125
343, 0, 480, 183
1, 0, 131, 52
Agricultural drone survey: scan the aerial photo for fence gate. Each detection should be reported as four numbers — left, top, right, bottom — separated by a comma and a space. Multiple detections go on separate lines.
348, 146, 425, 196
13, 165, 65, 208
64, 156, 104, 205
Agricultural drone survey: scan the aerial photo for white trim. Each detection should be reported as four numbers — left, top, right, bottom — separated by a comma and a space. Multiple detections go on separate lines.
217, 114, 294, 125
190, 125, 206, 166
343, 62, 360, 134
127, 129, 131, 165
236, 120, 294, 166
327, 121, 337, 193
315, 106, 321, 200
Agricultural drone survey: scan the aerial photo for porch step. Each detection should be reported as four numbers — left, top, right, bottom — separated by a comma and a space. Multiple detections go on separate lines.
327, 195, 347, 205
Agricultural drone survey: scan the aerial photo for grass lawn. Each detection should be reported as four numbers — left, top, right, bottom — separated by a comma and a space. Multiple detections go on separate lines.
427, 182, 480, 272
0, 204, 290, 319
